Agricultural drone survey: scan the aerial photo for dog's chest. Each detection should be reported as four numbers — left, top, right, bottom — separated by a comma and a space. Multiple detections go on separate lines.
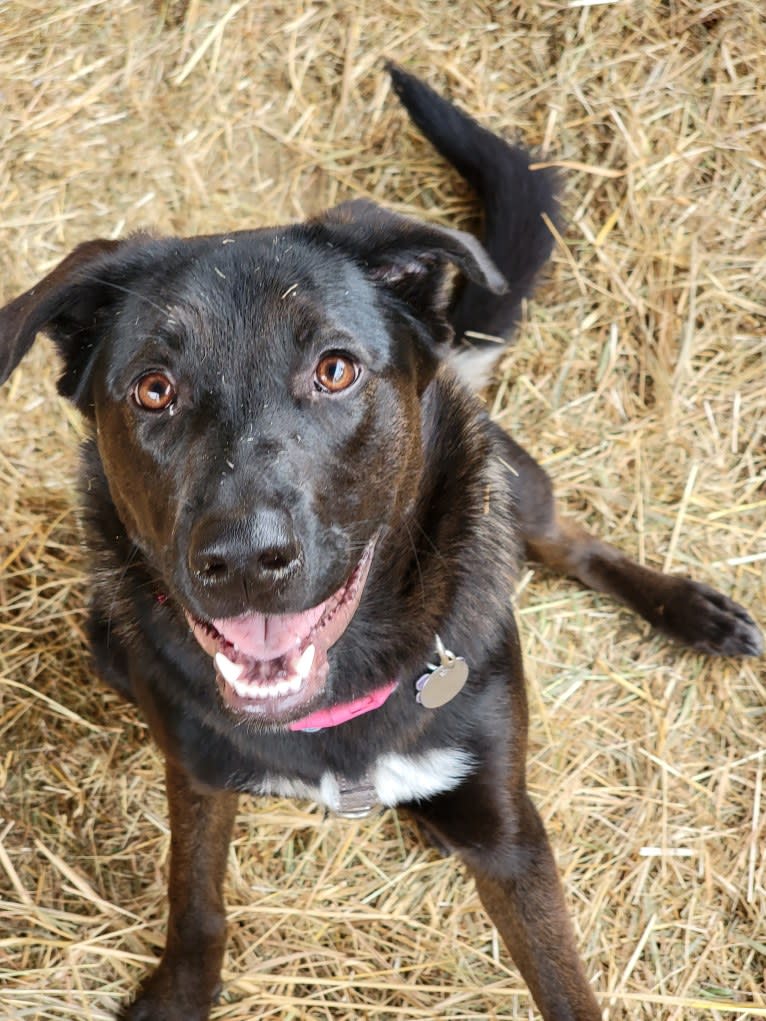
249, 746, 475, 817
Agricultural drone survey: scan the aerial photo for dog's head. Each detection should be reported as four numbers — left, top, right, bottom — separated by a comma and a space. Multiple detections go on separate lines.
0, 201, 504, 725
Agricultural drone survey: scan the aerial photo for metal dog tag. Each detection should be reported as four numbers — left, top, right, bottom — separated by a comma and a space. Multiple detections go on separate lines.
335, 774, 377, 818
415, 637, 469, 709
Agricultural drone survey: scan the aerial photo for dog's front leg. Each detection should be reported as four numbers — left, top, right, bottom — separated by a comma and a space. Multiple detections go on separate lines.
414, 779, 602, 1021
121, 759, 238, 1021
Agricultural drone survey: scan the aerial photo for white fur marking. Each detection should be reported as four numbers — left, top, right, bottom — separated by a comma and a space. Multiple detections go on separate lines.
447, 345, 502, 391
257, 774, 320, 801
251, 747, 476, 811
372, 747, 476, 806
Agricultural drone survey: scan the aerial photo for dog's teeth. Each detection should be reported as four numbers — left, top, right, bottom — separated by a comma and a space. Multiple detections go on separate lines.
295, 644, 315, 678
231, 675, 253, 699
220, 657, 307, 703
215, 652, 245, 685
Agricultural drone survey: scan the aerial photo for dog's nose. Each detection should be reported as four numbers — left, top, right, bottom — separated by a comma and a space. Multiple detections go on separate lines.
188, 509, 302, 591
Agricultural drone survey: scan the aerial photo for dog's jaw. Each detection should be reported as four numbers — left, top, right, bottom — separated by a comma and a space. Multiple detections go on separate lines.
185, 540, 376, 725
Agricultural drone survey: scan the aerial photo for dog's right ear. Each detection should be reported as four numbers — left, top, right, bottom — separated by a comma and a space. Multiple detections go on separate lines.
0, 237, 147, 411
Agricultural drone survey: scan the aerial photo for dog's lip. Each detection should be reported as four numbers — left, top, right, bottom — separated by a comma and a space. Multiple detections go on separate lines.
185, 540, 376, 723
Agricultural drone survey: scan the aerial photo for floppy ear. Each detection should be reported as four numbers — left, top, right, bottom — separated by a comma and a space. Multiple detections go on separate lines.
311, 199, 507, 345
0, 237, 148, 411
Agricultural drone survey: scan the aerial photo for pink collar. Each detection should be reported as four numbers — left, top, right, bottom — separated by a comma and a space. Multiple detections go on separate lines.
288, 680, 398, 732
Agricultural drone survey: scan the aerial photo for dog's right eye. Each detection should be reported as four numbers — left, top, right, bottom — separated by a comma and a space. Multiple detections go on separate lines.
133, 371, 177, 412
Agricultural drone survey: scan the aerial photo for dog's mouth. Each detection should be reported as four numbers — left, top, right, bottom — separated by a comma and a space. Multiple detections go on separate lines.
185, 541, 376, 725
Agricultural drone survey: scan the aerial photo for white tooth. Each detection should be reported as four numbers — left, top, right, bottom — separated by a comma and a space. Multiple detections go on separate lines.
231, 675, 251, 699
215, 652, 245, 684
295, 644, 315, 679
227, 670, 305, 702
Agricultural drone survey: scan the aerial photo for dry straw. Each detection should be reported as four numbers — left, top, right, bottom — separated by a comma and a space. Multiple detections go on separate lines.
1, 1, 764, 1018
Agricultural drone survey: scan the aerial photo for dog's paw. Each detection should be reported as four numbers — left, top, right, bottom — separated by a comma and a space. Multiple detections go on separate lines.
118, 995, 213, 1021
660, 579, 763, 657
117, 976, 221, 1021
118, 999, 165, 1021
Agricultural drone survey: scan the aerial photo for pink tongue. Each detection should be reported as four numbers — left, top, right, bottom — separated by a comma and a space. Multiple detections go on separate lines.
213, 600, 327, 661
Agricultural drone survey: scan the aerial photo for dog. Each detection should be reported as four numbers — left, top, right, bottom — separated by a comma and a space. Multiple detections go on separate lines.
0, 65, 762, 1021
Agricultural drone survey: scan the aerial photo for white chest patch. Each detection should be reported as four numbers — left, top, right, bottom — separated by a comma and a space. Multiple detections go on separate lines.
253, 747, 476, 814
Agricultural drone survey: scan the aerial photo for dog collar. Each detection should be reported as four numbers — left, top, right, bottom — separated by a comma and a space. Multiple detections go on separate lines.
288, 679, 398, 732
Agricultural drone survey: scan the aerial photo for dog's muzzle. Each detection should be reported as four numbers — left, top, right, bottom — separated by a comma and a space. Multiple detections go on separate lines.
186, 540, 377, 725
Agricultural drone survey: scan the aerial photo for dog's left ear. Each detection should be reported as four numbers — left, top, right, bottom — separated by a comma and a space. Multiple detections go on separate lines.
312, 199, 507, 345
0, 236, 152, 412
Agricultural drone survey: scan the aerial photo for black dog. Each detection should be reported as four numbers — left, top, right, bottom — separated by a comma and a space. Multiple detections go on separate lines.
1, 66, 762, 1021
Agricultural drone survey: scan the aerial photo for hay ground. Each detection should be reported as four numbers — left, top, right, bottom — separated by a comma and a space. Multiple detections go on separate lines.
1, 1, 764, 1018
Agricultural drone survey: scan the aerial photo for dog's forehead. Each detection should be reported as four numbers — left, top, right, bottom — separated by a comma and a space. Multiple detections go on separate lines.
120, 229, 389, 369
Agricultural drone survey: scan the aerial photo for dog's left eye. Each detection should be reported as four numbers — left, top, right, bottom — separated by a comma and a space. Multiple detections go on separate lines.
314, 353, 360, 394
133, 371, 178, 412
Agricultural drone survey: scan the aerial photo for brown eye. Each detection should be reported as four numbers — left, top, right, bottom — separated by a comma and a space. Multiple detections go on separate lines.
314, 353, 359, 394
133, 371, 177, 411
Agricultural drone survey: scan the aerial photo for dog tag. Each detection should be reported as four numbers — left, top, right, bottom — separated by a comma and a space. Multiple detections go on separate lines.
415, 638, 469, 709
334, 774, 378, 818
